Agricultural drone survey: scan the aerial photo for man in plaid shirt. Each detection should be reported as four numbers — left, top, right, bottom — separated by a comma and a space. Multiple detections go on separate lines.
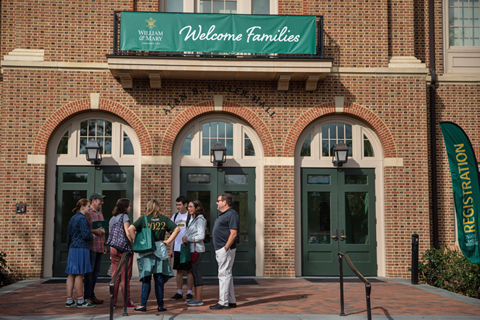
84, 192, 107, 304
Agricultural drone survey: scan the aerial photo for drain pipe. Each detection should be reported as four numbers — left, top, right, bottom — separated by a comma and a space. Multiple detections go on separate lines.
429, 0, 440, 249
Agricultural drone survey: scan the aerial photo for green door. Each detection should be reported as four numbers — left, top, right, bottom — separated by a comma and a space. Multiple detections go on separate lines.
53, 166, 134, 277
302, 168, 376, 276
180, 167, 255, 276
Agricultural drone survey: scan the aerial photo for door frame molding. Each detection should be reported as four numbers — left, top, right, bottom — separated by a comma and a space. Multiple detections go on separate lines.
171, 114, 265, 276
44, 112, 142, 277
294, 115, 386, 277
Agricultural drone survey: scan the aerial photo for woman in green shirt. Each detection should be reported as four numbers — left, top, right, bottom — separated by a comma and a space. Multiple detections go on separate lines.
128, 199, 180, 312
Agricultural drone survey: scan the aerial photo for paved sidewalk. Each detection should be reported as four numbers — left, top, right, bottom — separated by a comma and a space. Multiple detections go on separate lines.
0, 277, 479, 320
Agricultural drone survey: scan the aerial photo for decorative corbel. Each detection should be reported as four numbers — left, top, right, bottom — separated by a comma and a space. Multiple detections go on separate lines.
305, 74, 321, 91
277, 74, 291, 91
149, 72, 162, 89
118, 71, 133, 89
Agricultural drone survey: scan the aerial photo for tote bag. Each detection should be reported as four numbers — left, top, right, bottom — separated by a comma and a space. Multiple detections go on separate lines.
106, 214, 132, 253
180, 242, 191, 263
132, 215, 156, 253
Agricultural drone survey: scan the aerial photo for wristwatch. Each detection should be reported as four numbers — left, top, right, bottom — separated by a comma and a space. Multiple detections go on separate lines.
224, 246, 229, 251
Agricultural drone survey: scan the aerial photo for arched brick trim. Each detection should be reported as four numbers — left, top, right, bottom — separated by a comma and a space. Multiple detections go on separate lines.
160, 101, 275, 157
33, 99, 153, 156
283, 102, 397, 158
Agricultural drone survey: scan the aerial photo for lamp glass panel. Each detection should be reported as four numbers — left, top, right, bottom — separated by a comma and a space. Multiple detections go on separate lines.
87, 148, 98, 160
338, 150, 348, 162
214, 150, 224, 162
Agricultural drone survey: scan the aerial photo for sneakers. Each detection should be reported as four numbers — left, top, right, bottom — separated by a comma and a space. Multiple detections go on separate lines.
127, 301, 137, 309
65, 300, 76, 308
169, 293, 183, 300
77, 300, 95, 308
186, 299, 204, 307
186, 293, 194, 300
209, 303, 229, 310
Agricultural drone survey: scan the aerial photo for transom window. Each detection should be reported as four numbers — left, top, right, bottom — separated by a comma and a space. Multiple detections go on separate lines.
177, 117, 259, 160
298, 120, 377, 162
54, 116, 138, 158
79, 120, 112, 155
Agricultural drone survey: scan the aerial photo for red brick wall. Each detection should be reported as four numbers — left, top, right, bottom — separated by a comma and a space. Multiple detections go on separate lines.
435, 83, 480, 246
0, 0, 476, 280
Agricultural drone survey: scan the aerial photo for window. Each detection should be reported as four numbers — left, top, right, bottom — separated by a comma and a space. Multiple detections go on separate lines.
300, 134, 311, 157
449, 0, 479, 47
244, 133, 255, 156
298, 118, 379, 163
202, 121, 234, 156
321, 123, 352, 157
79, 119, 112, 155
444, 0, 480, 73
176, 116, 261, 161
57, 131, 69, 154
200, 0, 237, 13
161, 0, 276, 14
181, 133, 192, 156
52, 114, 139, 161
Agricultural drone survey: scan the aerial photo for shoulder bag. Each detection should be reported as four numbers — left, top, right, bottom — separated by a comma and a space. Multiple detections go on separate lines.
132, 215, 156, 253
106, 214, 132, 253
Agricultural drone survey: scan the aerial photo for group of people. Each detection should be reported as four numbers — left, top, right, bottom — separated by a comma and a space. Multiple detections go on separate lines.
64, 192, 239, 312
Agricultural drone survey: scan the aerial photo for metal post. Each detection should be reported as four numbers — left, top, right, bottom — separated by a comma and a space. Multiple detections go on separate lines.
339, 253, 345, 316
411, 234, 419, 284
123, 253, 129, 316
365, 283, 372, 320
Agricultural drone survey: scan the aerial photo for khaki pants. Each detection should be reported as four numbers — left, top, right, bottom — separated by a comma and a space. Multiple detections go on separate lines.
215, 247, 236, 306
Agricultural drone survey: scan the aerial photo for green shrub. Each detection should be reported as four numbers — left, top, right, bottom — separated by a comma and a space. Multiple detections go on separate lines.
0, 251, 15, 287
419, 247, 480, 299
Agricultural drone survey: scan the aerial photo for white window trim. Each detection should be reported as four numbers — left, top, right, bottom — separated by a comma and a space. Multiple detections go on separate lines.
443, 0, 480, 74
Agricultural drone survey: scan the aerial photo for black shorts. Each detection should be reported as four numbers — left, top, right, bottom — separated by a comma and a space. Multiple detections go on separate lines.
172, 251, 191, 270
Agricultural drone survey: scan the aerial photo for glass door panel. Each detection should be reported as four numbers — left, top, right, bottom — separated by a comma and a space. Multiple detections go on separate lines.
307, 191, 331, 245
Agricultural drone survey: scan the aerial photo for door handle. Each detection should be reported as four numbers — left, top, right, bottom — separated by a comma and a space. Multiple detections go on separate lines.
340, 229, 347, 241
332, 229, 338, 241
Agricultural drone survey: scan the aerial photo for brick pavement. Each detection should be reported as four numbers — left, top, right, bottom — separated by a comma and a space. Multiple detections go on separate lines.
0, 277, 479, 318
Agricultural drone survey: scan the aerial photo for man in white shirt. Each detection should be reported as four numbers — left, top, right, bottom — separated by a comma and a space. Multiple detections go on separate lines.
169, 196, 194, 301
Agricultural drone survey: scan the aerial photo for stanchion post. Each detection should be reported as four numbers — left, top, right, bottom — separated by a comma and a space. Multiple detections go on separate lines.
411, 234, 419, 284
339, 253, 345, 316
123, 253, 129, 316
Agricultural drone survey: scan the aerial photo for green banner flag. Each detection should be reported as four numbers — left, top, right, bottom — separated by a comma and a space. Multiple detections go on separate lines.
440, 122, 480, 264
120, 12, 317, 54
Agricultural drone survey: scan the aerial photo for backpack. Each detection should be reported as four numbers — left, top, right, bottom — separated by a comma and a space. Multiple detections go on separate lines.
173, 211, 191, 227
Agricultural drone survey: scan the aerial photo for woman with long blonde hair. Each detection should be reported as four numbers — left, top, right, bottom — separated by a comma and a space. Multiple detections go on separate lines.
128, 200, 180, 312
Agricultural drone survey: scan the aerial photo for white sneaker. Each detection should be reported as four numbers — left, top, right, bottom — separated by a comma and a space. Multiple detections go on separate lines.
65, 300, 76, 308
77, 300, 95, 308
186, 299, 204, 306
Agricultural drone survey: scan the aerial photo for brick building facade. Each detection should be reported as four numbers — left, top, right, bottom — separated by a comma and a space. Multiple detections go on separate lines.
1, 0, 479, 279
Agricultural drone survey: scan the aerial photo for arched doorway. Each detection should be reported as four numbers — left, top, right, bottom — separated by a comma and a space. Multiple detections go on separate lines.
44, 112, 142, 277
294, 115, 385, 276
172, 115, 264, 276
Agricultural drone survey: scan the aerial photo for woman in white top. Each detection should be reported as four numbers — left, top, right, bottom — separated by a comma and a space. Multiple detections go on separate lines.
182, 199, 207, 306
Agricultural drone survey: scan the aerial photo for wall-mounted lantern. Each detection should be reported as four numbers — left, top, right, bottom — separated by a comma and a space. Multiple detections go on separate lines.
85, 140, 103, 165
332, 143, 349, 167
210, 141, 227, 167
